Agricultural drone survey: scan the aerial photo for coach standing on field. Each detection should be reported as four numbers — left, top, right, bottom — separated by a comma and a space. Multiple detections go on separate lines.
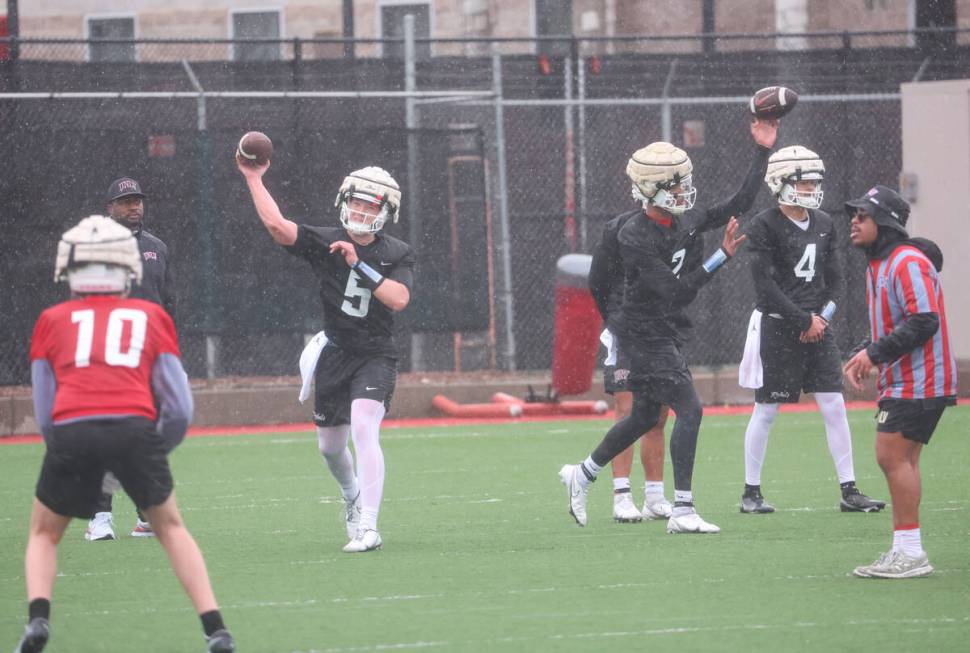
83, 176, 178, 543
843, 185, 957, 580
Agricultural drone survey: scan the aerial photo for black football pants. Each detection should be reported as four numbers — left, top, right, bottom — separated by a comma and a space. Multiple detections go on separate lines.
590, 380, 703, 492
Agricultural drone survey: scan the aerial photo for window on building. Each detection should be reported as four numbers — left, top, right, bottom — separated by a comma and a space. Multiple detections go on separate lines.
380, 3, 431, 60
86, 15, 136, 62
231, 10, 282, 61
915, 0, 956, 50
535, 0, 572, 56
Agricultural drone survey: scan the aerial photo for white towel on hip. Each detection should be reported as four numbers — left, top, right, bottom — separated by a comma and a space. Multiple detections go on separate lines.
600, 328, 617, 366
298, 330, 329, 404
738, 310, 764, 389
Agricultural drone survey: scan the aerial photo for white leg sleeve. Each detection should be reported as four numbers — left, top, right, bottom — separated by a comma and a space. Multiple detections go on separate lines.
316, 425, 358, 500
351, 398, 386, 531
816, 392, 855, 484
744, 402, 779, 486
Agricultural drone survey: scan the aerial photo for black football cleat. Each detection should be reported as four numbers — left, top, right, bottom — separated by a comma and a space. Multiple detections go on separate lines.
14, 618, 50, 653
740, 488, 775, 514
206, 629, 235, 653
840, 486, 886, 513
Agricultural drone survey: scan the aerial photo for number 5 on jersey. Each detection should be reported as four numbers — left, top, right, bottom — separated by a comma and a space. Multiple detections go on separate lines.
341, 270, 372, 317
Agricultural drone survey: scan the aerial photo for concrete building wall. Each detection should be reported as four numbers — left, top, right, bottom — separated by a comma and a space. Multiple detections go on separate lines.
10, 1, 966, 46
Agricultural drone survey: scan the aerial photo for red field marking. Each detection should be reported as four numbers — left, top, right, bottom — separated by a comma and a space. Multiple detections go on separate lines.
0, 400, 912, 446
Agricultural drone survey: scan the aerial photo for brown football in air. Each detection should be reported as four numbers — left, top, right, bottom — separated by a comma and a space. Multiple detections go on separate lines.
749, 86, 798, 120
237, 131, 273, 166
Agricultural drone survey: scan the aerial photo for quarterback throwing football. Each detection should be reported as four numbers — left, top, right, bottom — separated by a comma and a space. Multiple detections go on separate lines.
237, 154, 414, 553
560, 118, 778, 534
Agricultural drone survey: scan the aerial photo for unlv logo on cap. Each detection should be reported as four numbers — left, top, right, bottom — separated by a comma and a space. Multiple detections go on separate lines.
118, 179, 139, 193
867, 187, 879, 197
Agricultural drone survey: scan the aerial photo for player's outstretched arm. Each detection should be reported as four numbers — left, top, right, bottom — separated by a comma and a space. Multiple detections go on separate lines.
699, 119, 777, 231
236, 154, 298, 246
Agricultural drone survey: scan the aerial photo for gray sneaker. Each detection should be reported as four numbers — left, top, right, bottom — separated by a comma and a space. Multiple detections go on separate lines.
14, 618, 50, 653
852, 550, 892, 578
854, 550, 933, 579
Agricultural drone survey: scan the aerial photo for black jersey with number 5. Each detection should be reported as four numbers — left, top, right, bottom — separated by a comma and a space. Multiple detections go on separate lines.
744, 207, 845, 331
285, 225, 415, 357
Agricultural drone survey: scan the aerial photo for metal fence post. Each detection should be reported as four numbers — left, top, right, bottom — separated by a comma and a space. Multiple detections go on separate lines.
563, 53, 576, 251
182, 60, 219, 379
404, 14, 426, 371
491, 46, 517, 371
577, 54, 588, 252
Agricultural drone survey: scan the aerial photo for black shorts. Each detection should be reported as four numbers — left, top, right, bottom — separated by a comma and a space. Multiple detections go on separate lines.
604, 345, 632, 395
625, 337, 692, 389
755, 315, 843, 403
876, 397, 955, 444
36, 417, 174, 519
313, 343, 397, 427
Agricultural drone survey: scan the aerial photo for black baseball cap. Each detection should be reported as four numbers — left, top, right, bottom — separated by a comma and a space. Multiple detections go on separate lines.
844, 184, 909, 235
107, 177, 146, 202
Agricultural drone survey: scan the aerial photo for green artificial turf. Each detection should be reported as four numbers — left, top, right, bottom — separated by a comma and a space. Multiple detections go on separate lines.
2, 406, 968, 652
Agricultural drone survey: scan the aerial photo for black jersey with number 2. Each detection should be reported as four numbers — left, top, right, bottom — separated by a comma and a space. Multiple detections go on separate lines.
615, 145, 772, 344
744, 207, 845, 331
285, 225, 415, 357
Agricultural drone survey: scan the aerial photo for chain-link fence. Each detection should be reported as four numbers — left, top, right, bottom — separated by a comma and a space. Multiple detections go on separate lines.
2, 32, 967, 385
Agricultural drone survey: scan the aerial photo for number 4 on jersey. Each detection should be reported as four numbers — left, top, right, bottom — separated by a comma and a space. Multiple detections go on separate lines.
794, 243, 816, 283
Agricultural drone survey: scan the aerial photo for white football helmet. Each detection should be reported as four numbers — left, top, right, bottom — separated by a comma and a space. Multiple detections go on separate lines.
626, 142, 696, 215
55, 215, 142, 294
334, 166, 401, 234
765, 145, 825, 209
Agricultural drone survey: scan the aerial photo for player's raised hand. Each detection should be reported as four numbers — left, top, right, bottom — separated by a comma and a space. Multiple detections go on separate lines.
722, 216, 746, 257
329, 240, 359, 267
235, 152, 270, 179
750, 117, 779, 149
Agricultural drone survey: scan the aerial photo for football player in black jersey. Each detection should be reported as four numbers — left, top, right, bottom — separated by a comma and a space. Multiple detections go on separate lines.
560, 118, 778, 533
589, 214, 672, 523
86, 177, 180, 543
737, 146, 885, 515
238, 159, 415, 553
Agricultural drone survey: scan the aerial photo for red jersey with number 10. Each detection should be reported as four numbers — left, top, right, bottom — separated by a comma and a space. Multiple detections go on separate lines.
29, 296, 180, 423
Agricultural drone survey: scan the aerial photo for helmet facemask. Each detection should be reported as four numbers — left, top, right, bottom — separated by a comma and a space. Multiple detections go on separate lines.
778, 177, 823, 210
338, 192, 391, 235
633, 174, 697, 215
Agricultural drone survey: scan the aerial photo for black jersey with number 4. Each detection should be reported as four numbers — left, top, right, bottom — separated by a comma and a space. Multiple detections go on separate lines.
285, 225, 415, 357
744, 207, 845, 331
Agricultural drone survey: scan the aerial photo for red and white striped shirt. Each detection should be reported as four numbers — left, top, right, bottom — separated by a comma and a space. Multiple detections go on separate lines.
866, 244, 957, 400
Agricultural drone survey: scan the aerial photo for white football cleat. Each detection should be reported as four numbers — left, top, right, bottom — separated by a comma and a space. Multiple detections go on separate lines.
666, 508, 720, 534
612, 493, 643, 523
84, 512, 115, 541
344, 492, 362, 539
343, 528, 382, 553
559, 464, 589, 526
642, 493, 673, 520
